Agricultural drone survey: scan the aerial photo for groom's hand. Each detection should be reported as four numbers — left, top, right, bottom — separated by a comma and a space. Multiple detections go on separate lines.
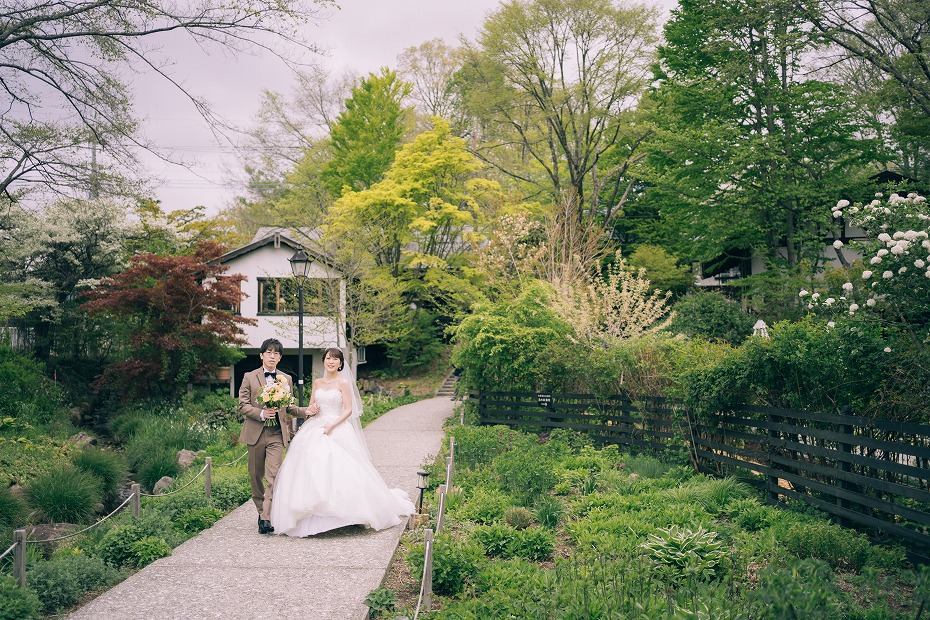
264, 407, 278, 421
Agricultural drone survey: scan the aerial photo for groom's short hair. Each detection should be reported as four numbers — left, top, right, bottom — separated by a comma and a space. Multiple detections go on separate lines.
260, 338, 283, 353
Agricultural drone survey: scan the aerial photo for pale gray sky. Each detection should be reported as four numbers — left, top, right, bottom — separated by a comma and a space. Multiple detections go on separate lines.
137, 0, 673, 214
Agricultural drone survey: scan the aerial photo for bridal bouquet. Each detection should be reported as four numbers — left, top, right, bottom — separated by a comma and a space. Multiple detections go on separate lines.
259, 376, 294, 426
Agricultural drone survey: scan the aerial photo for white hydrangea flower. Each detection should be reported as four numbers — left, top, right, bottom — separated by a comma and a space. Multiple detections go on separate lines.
922, 240, 930, 249
870, 256, 882, 264
866, 298, 876, 307
832, 210, 843, 218
799, 290, 809, 297
842, 282, 853, 292
884, 347, 892, 353
811, 292, 821, 300
825, 298, 835, 305
891, 245, 905, 255
827, 321, 836, 328
877, 248, 889, 256
862, 270, 872, 279
849, 303, 859, 312
882, 271, 893, 279
833, 240, 844, 249
878, 233, 892, 243
899, 267, 907, 274
893, 231, 905, 239
836, 199, 850, 208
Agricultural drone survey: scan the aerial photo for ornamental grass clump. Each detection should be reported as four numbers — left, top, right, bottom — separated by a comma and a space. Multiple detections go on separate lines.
72, 448, 128, 505
25, 467, 103, 523
640, 525, 728, 583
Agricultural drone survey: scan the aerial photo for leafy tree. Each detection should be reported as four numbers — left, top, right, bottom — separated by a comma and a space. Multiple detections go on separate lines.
321, 68, 412, 196
81, 242, 253, 398
627, 244, 694, 296
457, 0, 659, 221
0, 0, 332, 202
397, 38, 463, 126
668, 291, 754, 345
639, 0, 879, 276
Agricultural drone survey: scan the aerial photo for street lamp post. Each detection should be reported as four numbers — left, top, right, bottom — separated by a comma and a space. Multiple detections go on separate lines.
289, 250, 312, 421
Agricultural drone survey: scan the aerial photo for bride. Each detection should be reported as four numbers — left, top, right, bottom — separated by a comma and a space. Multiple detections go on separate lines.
270, 347, 414, 536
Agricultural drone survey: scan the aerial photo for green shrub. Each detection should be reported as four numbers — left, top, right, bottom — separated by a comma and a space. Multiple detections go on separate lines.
753, 559, 842, 619
0, 485, 23, 530
503, 506, 534, 530
623, 455, 672, 479
27, 552, 122, 615
533, 495, 562, 529
727, 498, 774, 532
639, 525, 728, 583
408, 533, 483, 596
72, 448, 128, 502
174, 507, 223, 534
0, 345, 65, 428
494, 444, 557, 505
450, 425, 534, 471
364, 586, 396, 619
662, 476, 752, 514
94, 513, 176, 568
775, 519, 886, 571
209, 474, 251, 511
669, 291, 753, 345
135, 448, 180, 491
0, 573, 40, 620
509, 527, 555, 562
24, 467, 102, 523
454, 487, 511, 524
472, 523, 517, 557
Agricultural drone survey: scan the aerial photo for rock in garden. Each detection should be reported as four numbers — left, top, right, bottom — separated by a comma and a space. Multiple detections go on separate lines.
176, 449, 203, 467
152, 476, 175, 494
26, 523, 77, 543
8, 484, 24, 498
69, 432, 97, 446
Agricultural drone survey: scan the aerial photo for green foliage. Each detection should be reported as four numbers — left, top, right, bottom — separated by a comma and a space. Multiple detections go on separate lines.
753, 559, 842, 619
774, 519, 900, 571
208, 474, 252, 511
0, 344, 66, 427
0, 573, 40, 620
24, 466, 102, 523
360, 393, 423, 427
450, 425, 535, 471
94, 513, 176, 568
451, 281, 570, 393
502, 506, 534, 530
727, 498, 775, 532
662, 477, 753, 514
72, 448, 128, 503
453, 487, 511, 524
27, 552, 122, 615
472, 523, 516, 558
639, 525, 728, 583
408, 533, 484, 596
627, 244, 694, 296
174, 507, 224, 535
364, 586, 396, 619
322, 67, 411, 195
493, 444, 558, 505
669, 291, 754, 345
533, 495, 562, 529
623, 454, 673, 479
0, 485, 24, 530
508, 527, 554, 562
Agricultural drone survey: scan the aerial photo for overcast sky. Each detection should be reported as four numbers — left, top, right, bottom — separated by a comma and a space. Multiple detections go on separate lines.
136, 0, 673, 215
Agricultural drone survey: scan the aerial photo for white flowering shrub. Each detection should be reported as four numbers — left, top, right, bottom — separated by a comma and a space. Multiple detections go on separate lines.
802, 192, 930, 345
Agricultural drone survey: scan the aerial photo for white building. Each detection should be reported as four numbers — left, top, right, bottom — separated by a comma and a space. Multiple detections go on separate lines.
212, 228, 362, 398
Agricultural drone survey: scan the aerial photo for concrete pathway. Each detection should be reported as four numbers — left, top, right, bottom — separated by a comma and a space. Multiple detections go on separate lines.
67, 397, 455, 620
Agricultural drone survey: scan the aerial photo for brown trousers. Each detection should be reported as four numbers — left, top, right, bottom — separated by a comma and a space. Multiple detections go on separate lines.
247, 425, 284, 520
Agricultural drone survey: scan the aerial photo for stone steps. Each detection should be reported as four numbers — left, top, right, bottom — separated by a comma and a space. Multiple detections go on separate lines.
434, 373, 459, 399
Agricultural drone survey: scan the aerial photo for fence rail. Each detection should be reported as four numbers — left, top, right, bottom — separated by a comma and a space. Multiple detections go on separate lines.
475, 391, 930, 558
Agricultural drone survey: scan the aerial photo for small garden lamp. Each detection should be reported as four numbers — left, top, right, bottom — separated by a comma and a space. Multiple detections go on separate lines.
416, 469, 430, 514
752, 319, 769, 338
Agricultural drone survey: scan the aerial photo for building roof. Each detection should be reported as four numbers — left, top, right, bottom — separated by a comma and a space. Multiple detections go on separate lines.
213, 228, 331, 266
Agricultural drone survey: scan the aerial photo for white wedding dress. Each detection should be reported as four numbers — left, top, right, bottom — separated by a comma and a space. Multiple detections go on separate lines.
270, 388, 414, 536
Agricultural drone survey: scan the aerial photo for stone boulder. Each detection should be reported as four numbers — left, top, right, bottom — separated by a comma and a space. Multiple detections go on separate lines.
69, 432, 97, 446
176, 449, 204, 468
152, 476, 175, 494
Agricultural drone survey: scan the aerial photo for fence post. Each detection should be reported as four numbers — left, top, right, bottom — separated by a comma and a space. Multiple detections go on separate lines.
435, 484, 447, 534
13, 529, 25, 588
131, 483, 141, 518
766, 410, 780, 505
422, 528, 434, 614
837, 405, 854, 526
205, 457, 212, 502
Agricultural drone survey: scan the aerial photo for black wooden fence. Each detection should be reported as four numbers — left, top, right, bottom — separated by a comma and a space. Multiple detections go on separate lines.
475, 391, 930, 557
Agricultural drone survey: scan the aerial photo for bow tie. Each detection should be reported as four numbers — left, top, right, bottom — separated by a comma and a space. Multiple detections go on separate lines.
264, 371, 276, 379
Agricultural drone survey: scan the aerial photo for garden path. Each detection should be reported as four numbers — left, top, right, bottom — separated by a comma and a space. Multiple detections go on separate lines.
66, 396, 455, 620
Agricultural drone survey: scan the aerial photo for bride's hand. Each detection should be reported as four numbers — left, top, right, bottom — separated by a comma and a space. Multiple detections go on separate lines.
323, 426, 334, 435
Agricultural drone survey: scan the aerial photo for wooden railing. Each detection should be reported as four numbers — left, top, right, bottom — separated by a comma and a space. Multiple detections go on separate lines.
474, 391, 930, 559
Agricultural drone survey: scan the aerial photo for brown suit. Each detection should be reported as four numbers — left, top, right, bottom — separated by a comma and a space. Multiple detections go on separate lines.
238, 367, 306, 520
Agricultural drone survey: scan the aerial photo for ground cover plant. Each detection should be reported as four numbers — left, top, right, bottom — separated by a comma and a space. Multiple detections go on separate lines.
377, 425, 928, 619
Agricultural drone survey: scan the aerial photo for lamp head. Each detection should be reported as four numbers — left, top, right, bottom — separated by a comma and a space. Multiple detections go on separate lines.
289, 249, 311, 279
416, 469, 430, 489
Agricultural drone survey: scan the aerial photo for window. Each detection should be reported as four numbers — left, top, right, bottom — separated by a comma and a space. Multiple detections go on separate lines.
257, 278, 338, 316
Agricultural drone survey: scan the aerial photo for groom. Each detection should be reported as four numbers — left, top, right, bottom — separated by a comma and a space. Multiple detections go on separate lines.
238, 338, 318, 534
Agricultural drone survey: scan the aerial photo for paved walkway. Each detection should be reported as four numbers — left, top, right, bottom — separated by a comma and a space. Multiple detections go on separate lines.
67, 397, 455, 620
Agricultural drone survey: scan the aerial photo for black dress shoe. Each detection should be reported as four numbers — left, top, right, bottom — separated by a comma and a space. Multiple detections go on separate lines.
259, 519, 274, 534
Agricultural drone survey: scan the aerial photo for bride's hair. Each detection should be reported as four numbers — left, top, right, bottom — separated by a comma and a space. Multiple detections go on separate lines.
324, 347, 345, 371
